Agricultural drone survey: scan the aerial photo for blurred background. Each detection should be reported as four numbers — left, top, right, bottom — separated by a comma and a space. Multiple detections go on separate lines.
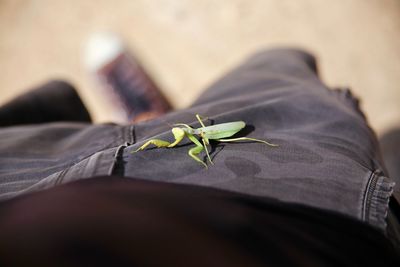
0, 0, 399, 135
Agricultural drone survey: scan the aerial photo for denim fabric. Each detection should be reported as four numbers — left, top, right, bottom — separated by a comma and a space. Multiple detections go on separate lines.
0, 49, 396, 232
121, 49, 395, 230
0, 123, 133, 199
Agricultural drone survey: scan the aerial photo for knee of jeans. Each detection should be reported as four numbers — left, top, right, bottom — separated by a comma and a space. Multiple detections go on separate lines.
245, 47, 318, 75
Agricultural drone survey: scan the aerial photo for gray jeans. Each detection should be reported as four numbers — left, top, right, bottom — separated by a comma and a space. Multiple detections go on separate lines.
0, 49, 396, 232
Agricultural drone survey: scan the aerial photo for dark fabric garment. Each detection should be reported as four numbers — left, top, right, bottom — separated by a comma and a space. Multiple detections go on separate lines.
0, 80, 91, 126
121, 49, 396, 230
0, 49, 397, 236
0, 177, 398, 267
0, 81, 130, 198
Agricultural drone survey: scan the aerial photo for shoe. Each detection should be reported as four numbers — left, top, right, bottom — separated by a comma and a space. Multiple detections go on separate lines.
84, 32, 171, 123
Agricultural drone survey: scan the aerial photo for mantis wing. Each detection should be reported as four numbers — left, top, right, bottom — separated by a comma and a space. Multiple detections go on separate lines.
195, 121, 246, 140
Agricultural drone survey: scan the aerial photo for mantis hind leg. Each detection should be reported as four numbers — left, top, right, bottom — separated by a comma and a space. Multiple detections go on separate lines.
201, 138, 214, 165
188, 144, 207, 168
217, 137, 278, 147
187, 133, 208, 168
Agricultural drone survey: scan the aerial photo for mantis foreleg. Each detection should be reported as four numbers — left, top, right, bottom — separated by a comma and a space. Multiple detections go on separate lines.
173, 123, 193, 129
133, 128, 186, 152
133, 139, 172, 152
168, 128, 186, 147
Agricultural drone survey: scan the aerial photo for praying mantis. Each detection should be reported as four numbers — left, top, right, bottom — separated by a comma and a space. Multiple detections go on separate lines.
133, 114, 277, 168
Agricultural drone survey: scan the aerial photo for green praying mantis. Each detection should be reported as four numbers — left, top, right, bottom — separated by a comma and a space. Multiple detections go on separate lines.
133, 114, 277, 168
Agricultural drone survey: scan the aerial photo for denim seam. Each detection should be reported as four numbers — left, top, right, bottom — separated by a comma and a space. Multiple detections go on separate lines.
53, 126, 130, 180
107, 125, 135, 176
362, 170, 395, 230
59, 126, 126, 173
108, 144, 128, 176
0, 126, 129, 201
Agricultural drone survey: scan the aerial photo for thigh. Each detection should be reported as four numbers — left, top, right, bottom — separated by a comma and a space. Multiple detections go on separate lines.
125, 48, 394, 231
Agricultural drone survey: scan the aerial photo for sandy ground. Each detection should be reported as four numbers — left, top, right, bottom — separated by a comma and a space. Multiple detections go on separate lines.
1, 0, 399, 135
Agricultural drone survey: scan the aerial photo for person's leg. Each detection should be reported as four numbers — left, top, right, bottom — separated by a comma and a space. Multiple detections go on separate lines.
124, 48, 395, 234
0, 80, 91, 126
191, 48, 320, 107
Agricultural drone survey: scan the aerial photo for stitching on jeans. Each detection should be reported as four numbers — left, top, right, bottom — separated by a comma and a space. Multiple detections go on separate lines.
362, 171, 376, 222
108, 144, 127, 175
